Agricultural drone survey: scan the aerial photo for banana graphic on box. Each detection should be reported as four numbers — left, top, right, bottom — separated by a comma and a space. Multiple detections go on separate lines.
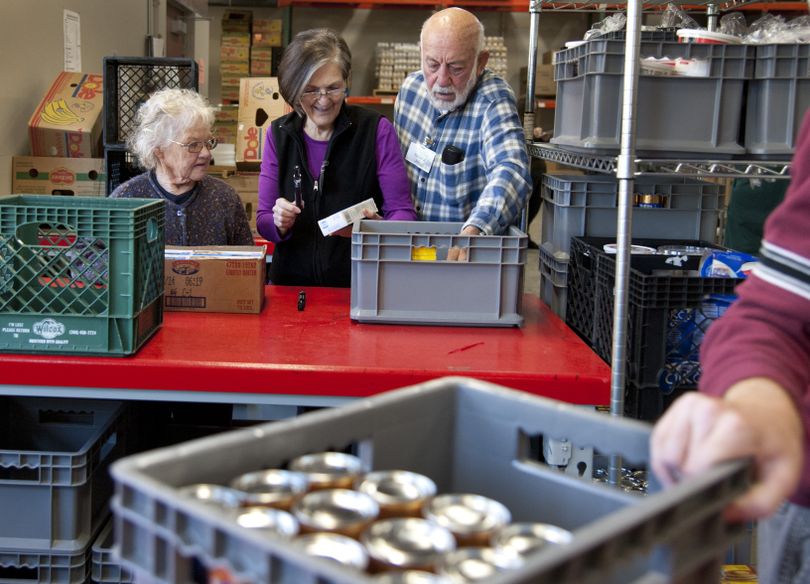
39, 98, 83, 126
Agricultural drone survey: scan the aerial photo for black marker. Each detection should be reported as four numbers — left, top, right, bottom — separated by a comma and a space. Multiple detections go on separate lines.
297, 290, 306, 311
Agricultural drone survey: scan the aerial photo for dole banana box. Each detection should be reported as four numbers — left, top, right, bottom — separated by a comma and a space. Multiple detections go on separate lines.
28, 72, 103, 158
12, 156, 105, 196
164, 246, 266, 314
236, 78, 290, 169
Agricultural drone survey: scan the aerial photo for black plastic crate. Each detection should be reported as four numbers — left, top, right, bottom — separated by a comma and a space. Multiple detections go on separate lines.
625, 383, 693, 422
103, 57, 198, 148
565, 237, 600, 345
583, 237, 744, 397
105, 146, 143, 195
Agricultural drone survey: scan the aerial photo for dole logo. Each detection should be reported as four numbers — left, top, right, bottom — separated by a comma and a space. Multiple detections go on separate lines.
50, 167, 76, 185
242, 127, 260, 160
33, 318, 65, 340
75, 74, 103, 101
172, 261, 200, 275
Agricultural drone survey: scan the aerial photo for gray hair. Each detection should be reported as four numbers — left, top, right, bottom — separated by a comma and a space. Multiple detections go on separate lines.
127, 88, 215, 170
278, 28, 351, 117
420, 9, 485, 56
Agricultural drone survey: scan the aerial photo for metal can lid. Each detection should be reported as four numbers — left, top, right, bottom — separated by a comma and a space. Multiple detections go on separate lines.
357, 470, 437, 507
491, 522, 573, 555
292, 532, 369, 571
436, 547, 523, 582
231, 506, 299, 538
424, 494, 511, 536
372, 570, 453, 584
288, 452, 365, 486
362, 518, 456, 568
177, 484, 244, 509
230, 469, 308, 506
293, 488, 379, 531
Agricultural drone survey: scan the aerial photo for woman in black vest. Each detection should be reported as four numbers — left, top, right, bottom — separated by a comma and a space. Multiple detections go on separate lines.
257, 28, 417, 287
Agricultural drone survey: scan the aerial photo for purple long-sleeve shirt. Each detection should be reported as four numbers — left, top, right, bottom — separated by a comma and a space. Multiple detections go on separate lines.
257, 116, 416, 243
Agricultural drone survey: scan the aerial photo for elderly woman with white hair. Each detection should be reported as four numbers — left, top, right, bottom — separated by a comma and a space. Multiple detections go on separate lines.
110, 88, 253, 246
257, 28, 416, 287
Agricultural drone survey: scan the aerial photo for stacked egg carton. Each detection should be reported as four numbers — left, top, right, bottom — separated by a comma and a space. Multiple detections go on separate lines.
484, 36, 508, 80
374, 42, 420, 94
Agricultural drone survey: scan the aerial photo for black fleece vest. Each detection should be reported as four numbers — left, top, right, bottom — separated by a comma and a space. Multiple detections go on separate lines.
269, 105, 384, 287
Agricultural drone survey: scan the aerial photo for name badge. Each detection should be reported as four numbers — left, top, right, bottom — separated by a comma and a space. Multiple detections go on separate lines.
406, 141, 436, 174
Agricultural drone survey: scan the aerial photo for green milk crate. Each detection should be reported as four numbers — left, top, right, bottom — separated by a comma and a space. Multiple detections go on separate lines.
0, 195, 165, 355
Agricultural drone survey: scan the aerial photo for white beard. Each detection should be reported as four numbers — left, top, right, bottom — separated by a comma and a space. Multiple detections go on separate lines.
425, 71, 479, 113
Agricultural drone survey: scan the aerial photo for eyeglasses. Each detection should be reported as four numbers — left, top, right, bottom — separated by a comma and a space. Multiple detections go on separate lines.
300, 86, 347, 103
169, 137, 218, 153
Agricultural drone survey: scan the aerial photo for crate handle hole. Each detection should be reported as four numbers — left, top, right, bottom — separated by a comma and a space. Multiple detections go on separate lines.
0, 566, 37, 581
39, 408, 94, 425
0, 466, 40, 483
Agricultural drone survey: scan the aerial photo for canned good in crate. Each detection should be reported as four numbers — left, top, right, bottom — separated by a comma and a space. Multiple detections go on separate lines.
436, 547, 523, 581
178, 484, 244, 508
372, 571, 452, 583
362, 518, 456, 572
289, 451, 365, 490
423, 494, 511, 546
232, 506, 299, 538
292, 488, 379, 538
292, 532, 369, 571
230, 469, 308, 510
491, 522, 574, 556
357, 470, 437, 517
634, 193, 666, 208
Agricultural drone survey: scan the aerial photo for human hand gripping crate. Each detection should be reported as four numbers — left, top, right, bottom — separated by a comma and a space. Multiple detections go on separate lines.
0, 195, 165, 355
110, 377, 750, 584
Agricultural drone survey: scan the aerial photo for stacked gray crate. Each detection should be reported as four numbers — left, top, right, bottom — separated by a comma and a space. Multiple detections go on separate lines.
538, 175, 724, 320
551, 39, 753, 156
745, 43, 810, 157
0, 397, 125, 583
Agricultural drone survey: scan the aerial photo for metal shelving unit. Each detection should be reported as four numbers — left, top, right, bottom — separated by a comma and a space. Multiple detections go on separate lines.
524, 0, 794, 483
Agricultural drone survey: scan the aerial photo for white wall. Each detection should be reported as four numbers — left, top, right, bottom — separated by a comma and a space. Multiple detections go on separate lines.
0, 0, 151, 193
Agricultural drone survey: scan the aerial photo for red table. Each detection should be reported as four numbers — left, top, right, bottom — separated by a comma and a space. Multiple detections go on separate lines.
0, 287, 609, 406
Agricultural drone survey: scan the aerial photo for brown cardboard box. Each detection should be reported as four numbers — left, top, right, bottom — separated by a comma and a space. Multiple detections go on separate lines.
250, 47, 273, 61
222, 10, 251, 33
220, 45, 249, 62
220, 61, 249, 76
220, 172, 259, 233
252, 31, 282, 47
164, 246, 266, 314
253, 18, 282, 34
12, 156, 105, 196
28, 72, 103, 158
536, 64, 556, 96
221, 32, 250, 47
236, 77, 290, 168
250, 60, 273, 76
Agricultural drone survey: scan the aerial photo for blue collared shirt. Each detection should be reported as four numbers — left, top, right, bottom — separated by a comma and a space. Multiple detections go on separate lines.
394, 69, 531, 235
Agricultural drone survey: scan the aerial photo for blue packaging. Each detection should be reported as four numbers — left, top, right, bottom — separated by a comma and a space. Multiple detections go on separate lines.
699, 250, 758, 278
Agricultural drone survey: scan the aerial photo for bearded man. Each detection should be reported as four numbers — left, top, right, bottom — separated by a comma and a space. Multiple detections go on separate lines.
394, 7, 531, 236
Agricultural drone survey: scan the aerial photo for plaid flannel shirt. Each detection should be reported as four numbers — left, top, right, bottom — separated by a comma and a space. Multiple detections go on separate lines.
394, 69, 531, 235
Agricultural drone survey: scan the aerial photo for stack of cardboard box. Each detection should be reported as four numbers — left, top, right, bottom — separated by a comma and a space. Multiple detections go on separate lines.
15, 72, 106, 196
250, 19, 282, 76
220, 10, 252, 103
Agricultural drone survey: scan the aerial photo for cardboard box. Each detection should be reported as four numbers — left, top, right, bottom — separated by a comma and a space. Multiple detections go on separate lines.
28, 72, 103, 158
236, 78, 290, 168
12, 156, 105, 196
220, 62, 249, 76
164, 246, 266, 314
253, 18, 282, 34
222, 10, 251, 33
221, 32, 250, 47
250, 60, 273, 76
251, 47, 273, 61
536, 63, 556, 96
252, 31, 282, 48
220, 45, 249, 62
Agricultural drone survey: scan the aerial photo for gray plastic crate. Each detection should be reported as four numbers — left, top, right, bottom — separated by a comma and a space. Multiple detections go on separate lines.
110, 376, 749, 584
0, 397, 124, 552
539, 242, 569, 320
0, 544, 92, 584
541, 175, 724, 260
552, 40, 753, 156
350, 221, 527, 327
91, 520, 133, 584
745, 44, 810, 158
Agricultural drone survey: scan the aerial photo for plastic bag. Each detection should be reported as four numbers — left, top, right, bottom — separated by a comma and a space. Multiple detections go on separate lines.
583, 12, 627, 41
661, 3, 699, 30
719, 12, 747, 37
743, 13, 810, 44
